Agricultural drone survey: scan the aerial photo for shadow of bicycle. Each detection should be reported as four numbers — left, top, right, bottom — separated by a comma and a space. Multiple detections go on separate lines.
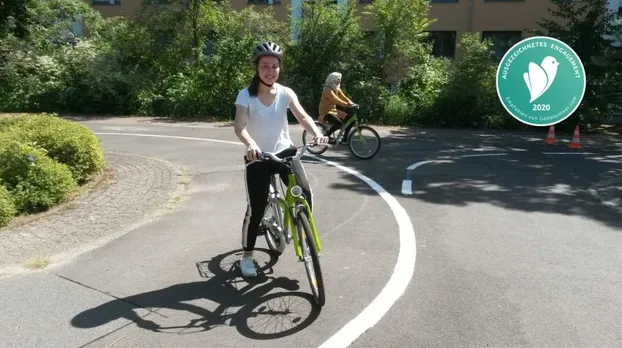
70, 248, 322, 340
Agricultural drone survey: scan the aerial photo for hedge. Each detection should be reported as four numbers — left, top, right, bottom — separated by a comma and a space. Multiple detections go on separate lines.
0, 114, 105, 184
0, 140, 77, 214
0, 184, 16, 228
0, 114, 105, 227
0, 0, 619, 130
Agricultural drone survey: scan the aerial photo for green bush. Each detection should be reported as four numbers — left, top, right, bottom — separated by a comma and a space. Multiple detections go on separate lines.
428, 33, 508, 128
283, 0, 369, 119
3, 0, 620, 131
397, 54, 451, 126
0, 114, 105, 184
0, 140, 76, 214
382, 94, 410, 125
0, 184, 17, 228
347, 78, 391, 124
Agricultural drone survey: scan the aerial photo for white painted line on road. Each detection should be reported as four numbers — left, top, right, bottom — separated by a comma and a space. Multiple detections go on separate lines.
402, 154, 506, 196
401, 150, 599, 196
95, 132, 417, 348
403, 160, 451, 196
406, 160, 438, 171
401, 180, 412, 195
95, 132, 242, 145
307, 155, 416, 348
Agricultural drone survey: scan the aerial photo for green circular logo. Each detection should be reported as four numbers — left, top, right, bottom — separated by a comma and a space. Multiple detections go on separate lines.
496, 36, 586, 127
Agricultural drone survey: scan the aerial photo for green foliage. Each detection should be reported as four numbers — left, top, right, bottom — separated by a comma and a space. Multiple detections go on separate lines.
0, 184, 17, 228
284, 0, 370, 117
1, 114, 105, 184
0, 140, 76, 214
536, 0, 622, 129
397, 54, 451, 124
120, 0, 286, 118
396, 33, 510, 128
1, 0, 620, 131
0, 0, 108, 112
438, 33, 507, 128
382, 94, 410, 125
363, 0, 435, 82
1, 0, 36, 39
0, 114, 104, 218
0, 39, 64, 112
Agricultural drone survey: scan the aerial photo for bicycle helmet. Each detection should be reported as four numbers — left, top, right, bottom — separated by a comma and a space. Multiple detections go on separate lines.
253, 41, 283, 64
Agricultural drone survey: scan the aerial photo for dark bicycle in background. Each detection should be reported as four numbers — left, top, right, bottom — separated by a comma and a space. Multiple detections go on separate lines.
301, 104, 381, 160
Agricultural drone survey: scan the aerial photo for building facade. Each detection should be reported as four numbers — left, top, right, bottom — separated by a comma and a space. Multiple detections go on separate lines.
88, 0, 622, 58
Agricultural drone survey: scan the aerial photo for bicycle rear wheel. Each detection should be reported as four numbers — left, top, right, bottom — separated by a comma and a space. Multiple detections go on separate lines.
296, 210, 325, 306
348, 125, 381, 160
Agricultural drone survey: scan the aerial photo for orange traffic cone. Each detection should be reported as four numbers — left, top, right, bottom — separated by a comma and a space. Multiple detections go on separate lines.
569, 125, 582, 149
544, 125, 556, 144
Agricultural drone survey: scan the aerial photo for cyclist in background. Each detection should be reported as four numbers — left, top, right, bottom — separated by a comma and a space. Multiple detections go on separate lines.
318, 72, 358, 144
233, 41, 329, 278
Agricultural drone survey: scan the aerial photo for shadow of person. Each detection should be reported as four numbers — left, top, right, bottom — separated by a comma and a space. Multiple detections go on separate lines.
70, 248, 318, 339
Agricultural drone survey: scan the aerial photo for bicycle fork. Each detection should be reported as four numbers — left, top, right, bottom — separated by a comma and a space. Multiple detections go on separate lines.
289, 203, 322, 262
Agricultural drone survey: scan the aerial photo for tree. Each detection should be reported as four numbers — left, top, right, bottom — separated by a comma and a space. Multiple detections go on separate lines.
284, 0, 369, 116
0, 0, 38, 39
363, 0, 435, 83
536, 0, 622, 129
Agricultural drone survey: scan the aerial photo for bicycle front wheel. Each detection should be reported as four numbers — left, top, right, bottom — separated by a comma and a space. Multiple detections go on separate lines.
296, 210, 325, 306
264, 195, 286, 256
348, 125, 381, 160
302, 122, 329, 155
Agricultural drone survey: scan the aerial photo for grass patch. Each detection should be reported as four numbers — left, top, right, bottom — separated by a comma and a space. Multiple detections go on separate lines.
25, 256, 50, 270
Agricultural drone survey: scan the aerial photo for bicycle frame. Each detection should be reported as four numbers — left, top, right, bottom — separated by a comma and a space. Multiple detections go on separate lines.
272, 169, 322, 260
327, 112, 366, 145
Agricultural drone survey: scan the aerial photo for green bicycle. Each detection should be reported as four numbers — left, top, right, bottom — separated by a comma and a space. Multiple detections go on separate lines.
258, 144, 326, 307
301, 105, 381, 160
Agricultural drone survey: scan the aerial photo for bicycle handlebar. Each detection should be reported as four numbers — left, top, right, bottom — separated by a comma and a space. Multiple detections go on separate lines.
258, 143, 315, 164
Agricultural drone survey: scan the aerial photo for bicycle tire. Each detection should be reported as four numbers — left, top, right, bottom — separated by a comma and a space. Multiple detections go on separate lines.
264, 187, 286, 256
348, 125, 381, 160
296, 210, 325, 306
302, 122, 329, 155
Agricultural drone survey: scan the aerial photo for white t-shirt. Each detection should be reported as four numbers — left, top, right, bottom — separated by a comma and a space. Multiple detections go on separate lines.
235, 83, 297, 154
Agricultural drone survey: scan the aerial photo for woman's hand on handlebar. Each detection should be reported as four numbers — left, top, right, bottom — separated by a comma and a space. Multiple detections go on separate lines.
312, 135, 330, 146
245, 142, 261, 161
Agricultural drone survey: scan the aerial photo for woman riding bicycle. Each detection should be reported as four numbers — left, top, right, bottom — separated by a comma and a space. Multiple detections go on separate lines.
233, 41, 329, 277
318, 72, 358, 144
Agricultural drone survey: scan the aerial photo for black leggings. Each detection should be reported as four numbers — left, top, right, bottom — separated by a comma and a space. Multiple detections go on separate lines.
242, 146, 313, 252
324, 105, 355, 139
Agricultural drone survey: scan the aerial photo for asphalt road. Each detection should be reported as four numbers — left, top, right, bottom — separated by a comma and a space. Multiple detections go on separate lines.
1, 118, 621, 348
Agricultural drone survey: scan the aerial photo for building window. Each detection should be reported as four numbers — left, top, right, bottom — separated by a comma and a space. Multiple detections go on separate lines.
93, 0, 120, 4
427, 31, 456, 59
248, 0, 281, 4
203, 30, 216, 57
71, 15, 84, 38
481, 31, 522, 58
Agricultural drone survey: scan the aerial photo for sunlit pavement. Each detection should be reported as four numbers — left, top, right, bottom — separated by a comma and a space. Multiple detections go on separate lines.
0, 118, 620, 348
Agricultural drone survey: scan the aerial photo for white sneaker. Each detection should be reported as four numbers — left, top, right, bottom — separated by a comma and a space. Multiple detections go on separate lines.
240, 252, 257, 277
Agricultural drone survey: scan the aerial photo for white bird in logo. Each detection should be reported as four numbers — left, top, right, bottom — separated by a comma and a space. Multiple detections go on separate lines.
523, 56, 560, 103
